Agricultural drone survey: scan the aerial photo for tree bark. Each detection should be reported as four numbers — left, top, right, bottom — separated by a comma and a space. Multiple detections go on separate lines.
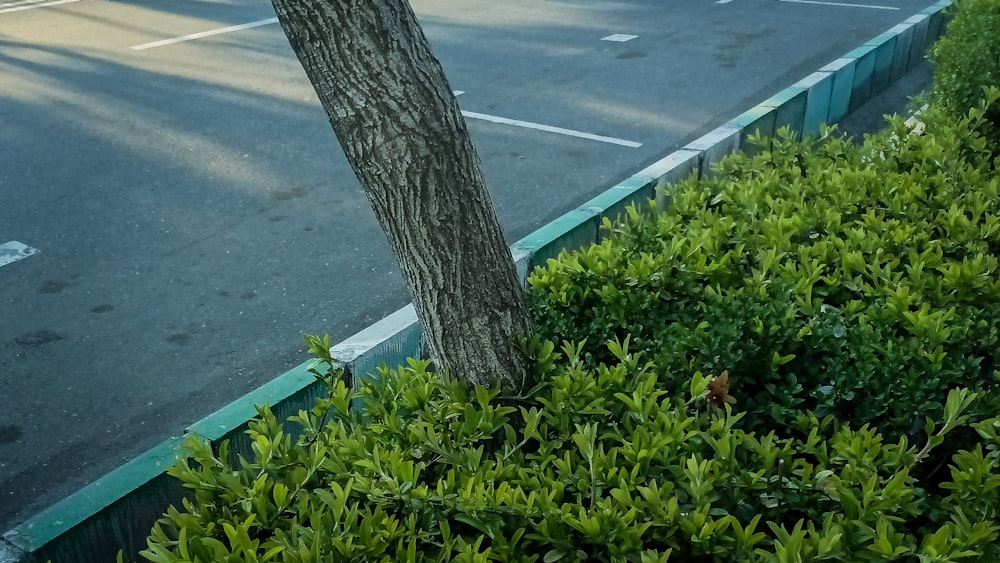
270, 0, 532, 390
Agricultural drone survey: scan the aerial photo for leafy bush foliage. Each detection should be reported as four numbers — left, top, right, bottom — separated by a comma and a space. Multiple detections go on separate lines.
929, 0, 1000, 155
140, 338, 1000, 562
528, 101, 1000, 441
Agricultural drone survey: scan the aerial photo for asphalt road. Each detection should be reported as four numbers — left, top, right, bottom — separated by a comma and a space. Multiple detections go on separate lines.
0, 0, 932, 530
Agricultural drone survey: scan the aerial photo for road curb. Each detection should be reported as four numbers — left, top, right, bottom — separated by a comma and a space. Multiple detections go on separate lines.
0, 1, 953, 560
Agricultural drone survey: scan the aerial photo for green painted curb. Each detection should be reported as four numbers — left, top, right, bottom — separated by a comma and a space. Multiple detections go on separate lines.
4, 437, 185, 562
187, 361, 317, 442
905, 14, 931, 75
761, 87, 808, 138
684, 125, 741, 178
795, 71, 835, 136
889, 23, 917, 84
513, 208, 601, 270
632, 149, 702, 209
846, 43, 879, 113
729, 105, 778, 152
822, 57, 857, 124
579, 176, 655, 229
867, 32, 897, 93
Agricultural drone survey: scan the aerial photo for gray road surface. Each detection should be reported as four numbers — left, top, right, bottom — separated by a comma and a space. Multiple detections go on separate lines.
0, 0, 931, 530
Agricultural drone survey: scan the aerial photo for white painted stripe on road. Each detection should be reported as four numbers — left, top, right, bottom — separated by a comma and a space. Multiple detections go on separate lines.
0, 0, 78, 14
0, 241, 39, 268
130, 18, 279, 51
461, 110, 642, 148
453, 90, 465, 96
602, 34, 638, 42
778, 0, 898, 10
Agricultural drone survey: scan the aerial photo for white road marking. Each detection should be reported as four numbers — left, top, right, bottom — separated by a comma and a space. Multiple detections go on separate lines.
0, 241, 39, 268
130, 17, 279, 51
0, 0, 78, 14
461, 110, 641, 148
778, 0, 898, 10
716, 0, 735, 4
602, 34, 638, 43
133, 26, 636, 148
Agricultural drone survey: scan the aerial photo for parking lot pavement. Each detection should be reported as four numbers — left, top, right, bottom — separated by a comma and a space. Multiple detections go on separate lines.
0, 0, 931, 530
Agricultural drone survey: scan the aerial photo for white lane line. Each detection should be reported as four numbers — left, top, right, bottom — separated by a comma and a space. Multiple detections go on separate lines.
602, 34, 638, 42
0, 241, 39, 268
716, 0, 735, 3
778, 0, 898, 9
461, 110, 642, 148
130, 17, 279, 51
453, 90, 465, 96
0, 0, 78, 14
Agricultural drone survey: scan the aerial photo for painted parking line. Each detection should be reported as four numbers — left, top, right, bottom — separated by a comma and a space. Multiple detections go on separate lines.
130, 18, 279, 51
602, 34, 638, 42
0, 0, 78, 14
0, 241, 39, 268
461, 110, 642, 148
456, 91, 639, 147
778, 0, 898, 9
131, 23, 638, 148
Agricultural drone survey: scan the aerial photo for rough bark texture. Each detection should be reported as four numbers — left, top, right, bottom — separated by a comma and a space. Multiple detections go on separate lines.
270, 0, 532, 390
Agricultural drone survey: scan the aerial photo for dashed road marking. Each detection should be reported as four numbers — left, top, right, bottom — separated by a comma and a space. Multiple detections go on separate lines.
131, 24, 638, 148
602, 34, 638, 43
455, 91, 636, 146
778, 0, 898, 10
130, 17, 279, 51
0, 0, 78, 14
461, 110, 641, 148
0, 241, 39, 268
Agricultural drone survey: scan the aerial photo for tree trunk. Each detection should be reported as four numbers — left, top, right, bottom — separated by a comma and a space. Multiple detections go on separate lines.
270, 0, 532, 390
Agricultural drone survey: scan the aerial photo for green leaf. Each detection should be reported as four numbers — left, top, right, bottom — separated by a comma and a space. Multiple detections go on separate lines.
272, 482, 289, 508
261, 546, 286, 562
455, 513, 493, 538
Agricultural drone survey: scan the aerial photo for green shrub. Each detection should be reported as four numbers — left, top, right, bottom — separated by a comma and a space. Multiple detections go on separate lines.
138, 338, 1000, 562
528, 107, 1000, 442
929, 0, 1000, 156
